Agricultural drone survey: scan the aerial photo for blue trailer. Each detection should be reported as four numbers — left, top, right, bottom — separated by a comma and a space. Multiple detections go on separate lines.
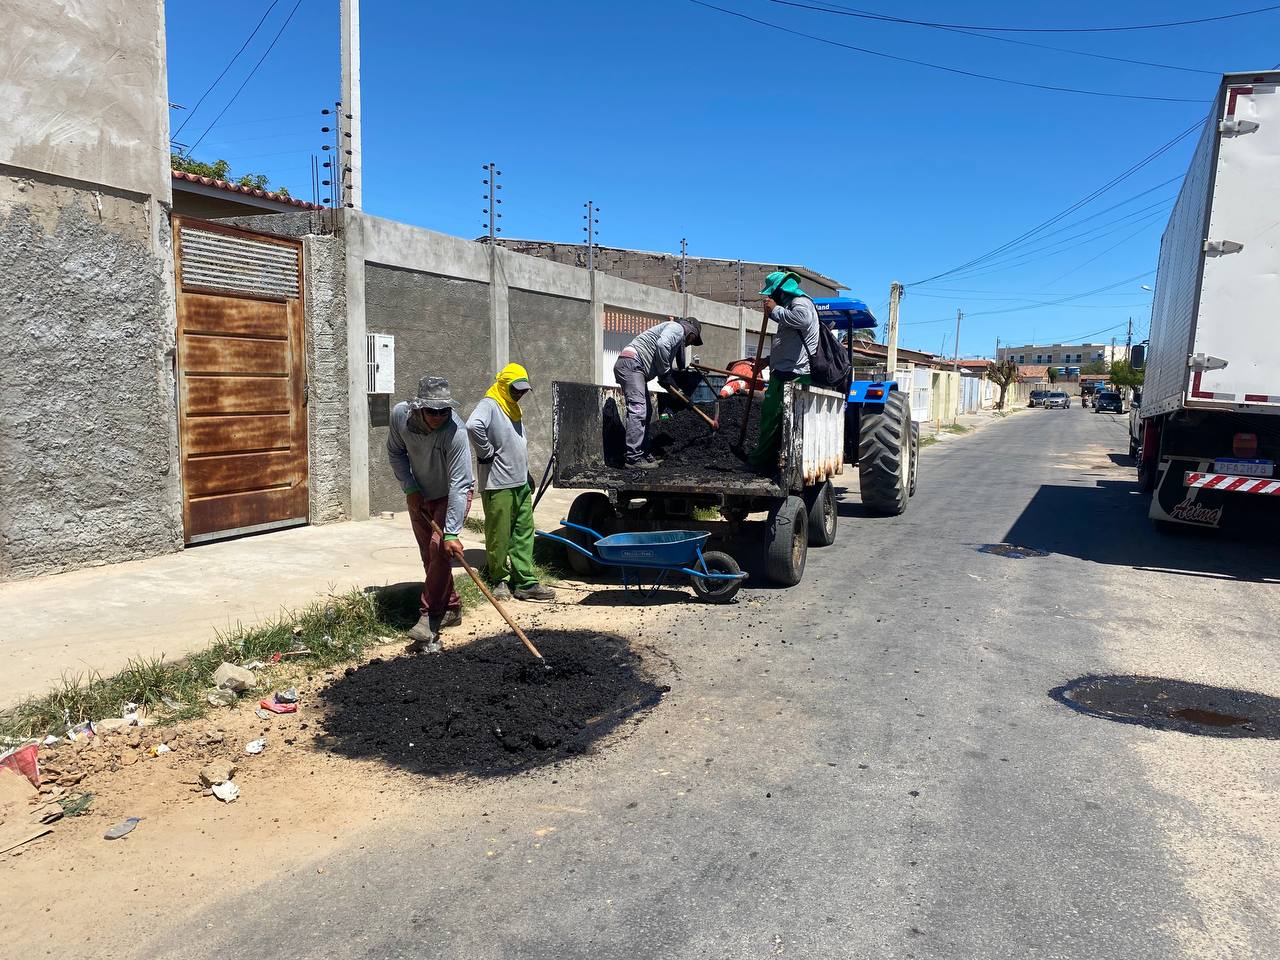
814, 298, 919, 515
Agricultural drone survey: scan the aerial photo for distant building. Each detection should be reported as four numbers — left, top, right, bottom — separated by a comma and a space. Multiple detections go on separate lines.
486, 239, 845, 311
996, 341, 1127, 374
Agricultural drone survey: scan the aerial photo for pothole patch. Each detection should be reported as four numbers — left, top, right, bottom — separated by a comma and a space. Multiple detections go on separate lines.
317, 630, 667, 776
978, 543, 1050, 559
1050, 675, 1280, 739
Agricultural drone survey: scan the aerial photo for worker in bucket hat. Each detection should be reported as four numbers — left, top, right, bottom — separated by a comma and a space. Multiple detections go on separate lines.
388, 375, 475, 654
748, 271, 819, 470
466, 363, 555, 603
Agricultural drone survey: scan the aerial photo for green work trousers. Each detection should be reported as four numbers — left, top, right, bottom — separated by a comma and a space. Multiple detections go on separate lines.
481, 483, 538, 589
749, 374, 811, 469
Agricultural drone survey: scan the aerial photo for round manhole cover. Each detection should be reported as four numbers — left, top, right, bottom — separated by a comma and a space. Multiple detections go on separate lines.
1050, 675, 1280, 739
978, 543, 1049, 559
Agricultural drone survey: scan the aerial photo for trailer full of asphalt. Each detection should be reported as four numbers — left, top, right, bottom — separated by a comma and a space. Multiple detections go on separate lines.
548, 378, 917, 587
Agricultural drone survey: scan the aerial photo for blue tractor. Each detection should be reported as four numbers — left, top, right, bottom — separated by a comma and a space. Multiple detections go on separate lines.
814, 298, 919, 515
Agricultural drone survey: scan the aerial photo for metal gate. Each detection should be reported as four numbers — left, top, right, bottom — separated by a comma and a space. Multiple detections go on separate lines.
173, 217, 308, 544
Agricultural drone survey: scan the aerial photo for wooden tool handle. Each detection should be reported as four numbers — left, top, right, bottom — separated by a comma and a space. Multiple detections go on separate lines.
666, 384, 718, 429
425, 513, 545, 662
740, 312, 771, 446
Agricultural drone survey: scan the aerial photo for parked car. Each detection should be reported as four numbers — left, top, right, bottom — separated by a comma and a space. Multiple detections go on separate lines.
1044, 392, 1070, 409
1029, 390, 1049, 407
1095, 390, 1123, 413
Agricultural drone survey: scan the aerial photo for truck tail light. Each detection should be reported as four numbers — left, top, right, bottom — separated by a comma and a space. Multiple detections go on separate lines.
866, 388, 884, 399
1233, 432, 1258, 458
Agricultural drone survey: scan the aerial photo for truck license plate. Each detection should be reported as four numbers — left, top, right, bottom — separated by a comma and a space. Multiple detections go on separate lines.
1212, 458, 1274, 477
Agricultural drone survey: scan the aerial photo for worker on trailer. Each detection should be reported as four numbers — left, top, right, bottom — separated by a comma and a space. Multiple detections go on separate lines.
748, 271, 819, 470
613, 316, 703, 469
466, 363, 556, 604
388, 376, 474, 655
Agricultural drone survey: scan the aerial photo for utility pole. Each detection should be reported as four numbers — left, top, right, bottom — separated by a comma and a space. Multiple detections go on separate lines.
1125, 316, 1133, 357
482, 163, 502, 241
735, 259, 743, 307
582, 201, 599, 271
340, 0, 361, 209
886, 281, 902, 379
678, 238, 688, 293
953, 308, 963, 369
995, 335, 1000, 360
320, 101, 351, 208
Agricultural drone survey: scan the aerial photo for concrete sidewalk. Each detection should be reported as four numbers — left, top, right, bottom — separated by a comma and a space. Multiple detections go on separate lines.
0, 487, 580, 707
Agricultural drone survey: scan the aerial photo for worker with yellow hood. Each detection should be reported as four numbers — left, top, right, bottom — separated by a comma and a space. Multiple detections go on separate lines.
466, 364, 555, 603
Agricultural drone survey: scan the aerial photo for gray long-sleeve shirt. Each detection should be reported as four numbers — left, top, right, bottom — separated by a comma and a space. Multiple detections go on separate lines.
466, 397, 529, 492
767, 295, 819, 376
387, 402, 475, 536
620, 320, 687, 382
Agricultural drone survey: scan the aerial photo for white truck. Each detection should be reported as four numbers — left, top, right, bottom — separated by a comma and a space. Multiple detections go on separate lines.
1132, 71, 1280, 531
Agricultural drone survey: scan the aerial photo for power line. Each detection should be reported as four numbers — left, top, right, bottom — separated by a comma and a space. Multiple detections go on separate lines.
1040, 215, 1167, 286
768, 0, 1280, 34
687, 1, 1211, 103
186, 0, 306, 156
770, 1, 1221, 74
900, 272, 1156, 324
935, 201, 1173, 283
172, 0, 284, 142
909, 116, 1205, 286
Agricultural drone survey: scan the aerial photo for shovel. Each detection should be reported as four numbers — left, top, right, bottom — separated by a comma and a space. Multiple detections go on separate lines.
665, 383, 719, 430
423, 514, 547, 667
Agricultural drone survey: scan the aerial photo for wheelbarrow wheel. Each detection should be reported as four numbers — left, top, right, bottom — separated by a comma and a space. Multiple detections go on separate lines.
690, 551, 742, 604
565, 492, 614, 575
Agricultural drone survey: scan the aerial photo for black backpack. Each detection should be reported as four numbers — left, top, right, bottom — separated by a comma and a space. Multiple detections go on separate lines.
805, 309, 852, 390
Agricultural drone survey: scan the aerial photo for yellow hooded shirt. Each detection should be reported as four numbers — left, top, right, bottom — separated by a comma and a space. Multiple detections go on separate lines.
484, 363, 528, 423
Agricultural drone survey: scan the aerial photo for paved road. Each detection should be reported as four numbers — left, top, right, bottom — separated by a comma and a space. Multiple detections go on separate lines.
151, 409, 1280, 960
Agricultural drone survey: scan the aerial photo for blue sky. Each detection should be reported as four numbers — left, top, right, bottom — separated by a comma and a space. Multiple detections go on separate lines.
165, 1, 1280, 357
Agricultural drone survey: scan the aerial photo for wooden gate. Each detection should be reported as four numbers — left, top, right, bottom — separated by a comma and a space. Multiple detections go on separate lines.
173, 217, 308, 544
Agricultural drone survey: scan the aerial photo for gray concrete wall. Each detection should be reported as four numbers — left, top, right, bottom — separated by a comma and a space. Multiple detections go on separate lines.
302, 234, 352, 523
0, 177, 183, 579
494, 240, 843, 311
364, 267, 492, 514
1, 0, 171, 203
507, 288, 593, 478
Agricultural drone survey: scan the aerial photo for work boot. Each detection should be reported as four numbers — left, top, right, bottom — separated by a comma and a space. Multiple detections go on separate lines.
490, 581, 513, 602
404, 616, 441, 655
627, 455, 660, 470
514, 583, 557, 603
432, 609, 463, 630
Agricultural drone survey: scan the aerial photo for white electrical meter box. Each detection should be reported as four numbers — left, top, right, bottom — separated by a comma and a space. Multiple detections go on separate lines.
366, 334, 395, 394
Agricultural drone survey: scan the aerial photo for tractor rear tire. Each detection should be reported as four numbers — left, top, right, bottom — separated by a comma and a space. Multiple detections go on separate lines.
804, 479, 837, 547
859, 390, 910, 516
765, 495, 808, 586
564, 492, 614, 576
908, 421, 920, 497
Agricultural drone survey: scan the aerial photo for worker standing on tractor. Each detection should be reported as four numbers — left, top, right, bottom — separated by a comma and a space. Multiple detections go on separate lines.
466, 363, 556, 604
388, 376, 474, 655
613, 316, 703, 469
749, 271, 819, 470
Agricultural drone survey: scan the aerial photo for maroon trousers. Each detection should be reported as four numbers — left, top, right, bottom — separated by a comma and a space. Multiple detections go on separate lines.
408, 491, 473, 617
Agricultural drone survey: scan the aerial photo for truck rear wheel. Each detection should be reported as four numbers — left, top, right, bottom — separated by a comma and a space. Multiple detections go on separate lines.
804, 479, 837, 547
859, 390, 910, 516
766, 495, 808, 586
564, 492, 614, 576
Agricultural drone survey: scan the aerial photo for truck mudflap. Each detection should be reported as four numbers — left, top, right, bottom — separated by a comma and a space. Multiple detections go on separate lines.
1151, 456, 1280, 528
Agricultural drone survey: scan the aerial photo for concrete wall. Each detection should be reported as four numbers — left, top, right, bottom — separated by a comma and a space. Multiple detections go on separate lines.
364, 267, 492, 514
0, 177, 182, 579
2, 0, 171, 203
507, 288, 593, 477
302, 233, 352, 523
494, 240, 843, 312
0, 0, 178, 581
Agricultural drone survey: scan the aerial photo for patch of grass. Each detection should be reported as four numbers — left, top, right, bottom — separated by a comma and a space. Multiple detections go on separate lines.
919, 435, 940, 448
463, 515, 486, 534
943, 423, 971, 434
0, 588, 420, 743
692, 506, 721, 521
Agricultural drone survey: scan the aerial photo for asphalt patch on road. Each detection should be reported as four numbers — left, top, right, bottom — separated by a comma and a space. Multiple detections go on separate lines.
316, 631, 667, 776
1050, 675, 1280, 739
978, 543, 1050, 559
645, 394, 763, 478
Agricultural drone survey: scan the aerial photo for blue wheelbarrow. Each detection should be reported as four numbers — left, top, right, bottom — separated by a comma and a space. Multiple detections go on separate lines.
536, 522, 747, 604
